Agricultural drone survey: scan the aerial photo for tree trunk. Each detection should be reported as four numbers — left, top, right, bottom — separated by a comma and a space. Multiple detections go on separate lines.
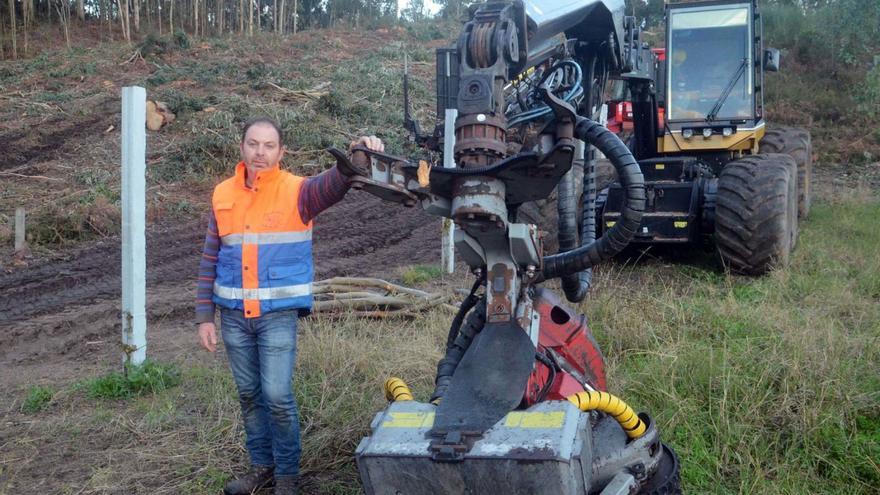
278, 0, 284, 33
116, 0, 130, 42
8, 0, 16, 59
193, 0, 198, 36
168, 0, 173, 33
53, 0, 71, 50
133, 0, 140, 33
292, 0, 296, 34
248, 0, 253, 36
22, 0, 29, 56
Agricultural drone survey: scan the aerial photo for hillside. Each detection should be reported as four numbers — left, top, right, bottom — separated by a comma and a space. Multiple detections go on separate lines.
1, 18, 878, 495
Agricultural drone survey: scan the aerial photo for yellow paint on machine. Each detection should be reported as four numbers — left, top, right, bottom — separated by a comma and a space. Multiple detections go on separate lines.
381, 410, 566, 429
674, 221, 688, 228
383, 412, 435, 428
504, 411, 566, 429
658, 126, 765, 154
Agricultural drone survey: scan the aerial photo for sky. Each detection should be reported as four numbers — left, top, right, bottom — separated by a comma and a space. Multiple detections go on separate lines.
398, 0, 444, 17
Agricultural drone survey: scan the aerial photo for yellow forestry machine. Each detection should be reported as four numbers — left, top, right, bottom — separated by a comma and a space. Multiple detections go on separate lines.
599, 0, 812, 274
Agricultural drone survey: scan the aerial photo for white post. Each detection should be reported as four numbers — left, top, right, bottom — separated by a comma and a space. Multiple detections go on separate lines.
441, 108, 458, 275
121, 86, 147, 367
14, 207, 25, 252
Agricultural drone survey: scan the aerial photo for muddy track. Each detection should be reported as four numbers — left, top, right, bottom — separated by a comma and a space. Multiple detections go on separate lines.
0, 191, 439, 364
0, 97, 117, 169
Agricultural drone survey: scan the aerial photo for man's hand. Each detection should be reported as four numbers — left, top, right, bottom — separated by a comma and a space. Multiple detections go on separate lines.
198, 322, 218, 352
350, 135, 385, 153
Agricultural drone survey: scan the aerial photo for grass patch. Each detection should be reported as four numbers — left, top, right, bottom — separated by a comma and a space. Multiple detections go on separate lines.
83, 361, 182, 400
21, 385, 54, 413
586, 193, 880, 493
400, 264, 442, 286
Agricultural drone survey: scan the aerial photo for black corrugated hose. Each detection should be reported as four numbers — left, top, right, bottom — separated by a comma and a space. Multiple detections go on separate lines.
431, 277, 485, 403
541, 117, 645, 281
557, 146, 599, 303
556, 161, 583, 301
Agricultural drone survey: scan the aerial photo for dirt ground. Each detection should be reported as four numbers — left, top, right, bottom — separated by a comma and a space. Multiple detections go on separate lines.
0, 189, 441, 386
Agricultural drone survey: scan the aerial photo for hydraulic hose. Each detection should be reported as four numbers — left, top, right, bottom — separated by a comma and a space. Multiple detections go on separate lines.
430, 296, 487, 404
558, 55, 603, 303
384, 377, 414, 402
567, 390, 646, 439
557, 163, 582, 300
444, 276, 484, 351
558, 148, 599, 303
541, 117, 645, 280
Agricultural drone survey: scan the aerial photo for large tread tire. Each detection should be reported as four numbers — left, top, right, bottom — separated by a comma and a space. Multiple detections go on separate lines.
639, 444, 681, 495
517, 159, 584, 254
760, 126, 812, 218
715, 153, 798, 275
517, 159, 615, 254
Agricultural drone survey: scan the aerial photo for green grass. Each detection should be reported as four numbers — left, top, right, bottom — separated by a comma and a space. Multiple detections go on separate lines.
82, 361, 182, 400
21, 385, 54, 413
400, 264, 442, 286
587, 193, 880, 494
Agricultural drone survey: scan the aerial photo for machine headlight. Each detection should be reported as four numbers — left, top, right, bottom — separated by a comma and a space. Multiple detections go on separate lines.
722, 127, 734, 137
702, 128, 713, 138
682, 128, 694, 139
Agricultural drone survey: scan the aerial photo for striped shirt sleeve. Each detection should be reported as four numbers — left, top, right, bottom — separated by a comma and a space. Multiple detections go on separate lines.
195, 210, 219, 324
298, 166, 351, 224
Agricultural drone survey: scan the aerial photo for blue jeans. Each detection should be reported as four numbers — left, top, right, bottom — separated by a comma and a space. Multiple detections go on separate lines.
220, 308, 301, 476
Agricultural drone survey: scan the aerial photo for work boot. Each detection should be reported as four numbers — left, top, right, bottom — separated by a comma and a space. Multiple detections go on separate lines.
223, 464, 274, 495
274, 475, 299, 495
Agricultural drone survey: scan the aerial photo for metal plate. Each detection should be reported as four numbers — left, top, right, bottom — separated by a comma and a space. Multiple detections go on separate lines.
430, 320, 536, 436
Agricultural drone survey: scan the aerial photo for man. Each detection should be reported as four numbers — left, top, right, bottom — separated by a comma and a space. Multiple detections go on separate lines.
195, 117, 382, 495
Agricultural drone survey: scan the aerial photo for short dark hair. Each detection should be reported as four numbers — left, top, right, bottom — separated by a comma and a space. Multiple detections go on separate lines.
241, 117, 284, 145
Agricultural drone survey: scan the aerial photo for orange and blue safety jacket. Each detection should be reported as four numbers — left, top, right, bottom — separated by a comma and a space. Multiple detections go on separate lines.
195, 162, 350, 322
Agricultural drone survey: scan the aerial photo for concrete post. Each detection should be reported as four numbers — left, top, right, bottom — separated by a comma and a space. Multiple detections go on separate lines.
14, 207, 25, 252
121, 86, 147, 367
441, 108, 458, 275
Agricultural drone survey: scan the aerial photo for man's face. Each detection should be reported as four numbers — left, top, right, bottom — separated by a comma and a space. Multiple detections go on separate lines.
240, 123, 284, 176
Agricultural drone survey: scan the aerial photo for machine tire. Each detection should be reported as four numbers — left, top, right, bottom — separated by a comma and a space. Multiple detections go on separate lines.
517, 159, 615, 253
760, 126, 812, 218
517, 159, 584, 254
639, 444, 681, 495
715, 154, 798, 275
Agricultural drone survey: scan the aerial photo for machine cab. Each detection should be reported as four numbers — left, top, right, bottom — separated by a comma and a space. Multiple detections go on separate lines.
661, 0, 766, 153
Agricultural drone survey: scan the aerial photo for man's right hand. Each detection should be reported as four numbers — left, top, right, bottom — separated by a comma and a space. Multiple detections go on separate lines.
198, 322, 218, 352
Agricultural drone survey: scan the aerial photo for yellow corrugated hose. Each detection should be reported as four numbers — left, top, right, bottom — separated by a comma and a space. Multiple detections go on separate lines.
384, 377, 414, 402
567, 390, 646, 439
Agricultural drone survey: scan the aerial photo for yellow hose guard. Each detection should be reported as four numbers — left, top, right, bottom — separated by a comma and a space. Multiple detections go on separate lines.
567, 390, 647, 439
384, 377, 414, 402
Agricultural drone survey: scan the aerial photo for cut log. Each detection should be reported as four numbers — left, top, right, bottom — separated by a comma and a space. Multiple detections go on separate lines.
145, 100, 176, 131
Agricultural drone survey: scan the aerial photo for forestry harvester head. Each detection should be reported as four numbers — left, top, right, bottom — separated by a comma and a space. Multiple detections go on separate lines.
328, 1, 681, 493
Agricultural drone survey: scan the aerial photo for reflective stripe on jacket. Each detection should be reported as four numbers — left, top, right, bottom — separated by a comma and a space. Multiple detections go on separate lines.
211, 162, 313, 318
